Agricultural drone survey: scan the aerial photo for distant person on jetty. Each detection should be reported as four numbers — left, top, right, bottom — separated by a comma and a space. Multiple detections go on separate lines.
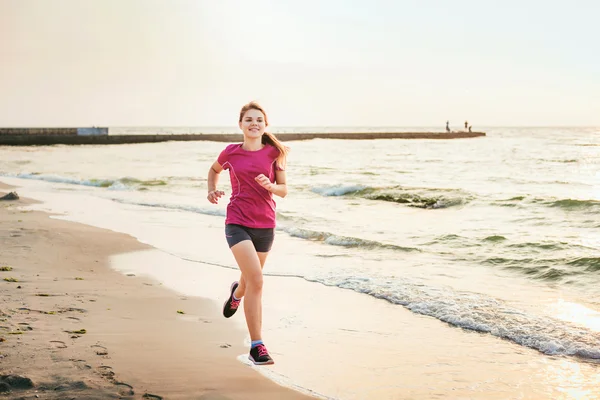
446, 121, 450, 132
207, 101, 288, 366
469, 125, 472, 132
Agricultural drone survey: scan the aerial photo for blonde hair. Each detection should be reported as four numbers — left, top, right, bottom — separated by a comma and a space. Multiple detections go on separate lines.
239, 101, 288, 169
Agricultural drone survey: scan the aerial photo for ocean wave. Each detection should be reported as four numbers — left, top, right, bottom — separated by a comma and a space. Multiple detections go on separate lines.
482, 255, 600, 281
311, 185, 366, 196
493, 195, 600, 213
426, 234, 465, 243
422, 234, 482, 249
317, 275, 600, 361
6, 173, 167, 190
547, 198, 600, 210
483, 235, 507, 242
539, 158, 579, 163
427, 235, 577, 254
494, 196, 526, 204
506, 241, 570, 251
281, 226, 420, 252
567, 257, 600, 272
311, 184, 470, 209
110, 198, 226, 217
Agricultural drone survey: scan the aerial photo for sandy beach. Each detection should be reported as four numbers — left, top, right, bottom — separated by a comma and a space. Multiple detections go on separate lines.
0, 181, 313, 399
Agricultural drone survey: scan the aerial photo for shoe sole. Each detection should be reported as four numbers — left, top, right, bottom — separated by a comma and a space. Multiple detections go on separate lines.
222, 281, 239, 318
249, 355, 275, 365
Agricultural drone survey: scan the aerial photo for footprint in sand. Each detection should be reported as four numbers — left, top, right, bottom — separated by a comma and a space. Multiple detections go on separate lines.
115, 381, 134, 396
97, 365, 113, 372
61, 307, 87, 313
96, 367, 134, 396
91, 344, 108, 356
97, 366, 115, 380
142, 394, 164, 399
17, 323, 32, 331
70, 359, 92, 370
50, 340, 67, 349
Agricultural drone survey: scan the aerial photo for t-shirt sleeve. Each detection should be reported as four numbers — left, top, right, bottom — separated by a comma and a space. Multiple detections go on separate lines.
217, 144, 235, 169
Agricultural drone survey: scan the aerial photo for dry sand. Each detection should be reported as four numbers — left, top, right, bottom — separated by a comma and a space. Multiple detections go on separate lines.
0, 182, 313, 400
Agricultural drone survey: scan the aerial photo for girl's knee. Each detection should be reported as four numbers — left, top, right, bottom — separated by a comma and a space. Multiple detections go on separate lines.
245, 274, 263, 291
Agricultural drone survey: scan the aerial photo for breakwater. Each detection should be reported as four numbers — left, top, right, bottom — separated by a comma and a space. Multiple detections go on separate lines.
0, 129, 485, 145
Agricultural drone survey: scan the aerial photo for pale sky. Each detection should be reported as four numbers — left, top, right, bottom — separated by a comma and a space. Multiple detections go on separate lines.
1, 0, 598, 127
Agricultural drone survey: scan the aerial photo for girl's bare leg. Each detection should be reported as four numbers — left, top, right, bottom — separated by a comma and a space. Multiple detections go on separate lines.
234, 251, 268, 299
229, 242, 267, 341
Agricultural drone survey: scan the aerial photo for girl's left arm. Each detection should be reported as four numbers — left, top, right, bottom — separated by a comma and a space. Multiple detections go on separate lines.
271, 170, 288, 198
255, 170, 287, 198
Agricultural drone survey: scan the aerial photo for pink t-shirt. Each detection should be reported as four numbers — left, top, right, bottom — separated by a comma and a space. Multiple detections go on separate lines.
218, 143, 283, 228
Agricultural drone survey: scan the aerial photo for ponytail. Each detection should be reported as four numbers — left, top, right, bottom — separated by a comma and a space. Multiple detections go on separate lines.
262, 131, 288, 170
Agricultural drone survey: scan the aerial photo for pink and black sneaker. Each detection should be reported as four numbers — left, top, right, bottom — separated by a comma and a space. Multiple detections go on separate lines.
249, 344, 274, 365
222, 281, 241, 318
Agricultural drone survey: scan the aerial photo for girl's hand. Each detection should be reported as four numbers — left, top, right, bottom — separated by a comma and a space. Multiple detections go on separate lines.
254, 174, 273, 192
207, 190, 225, 204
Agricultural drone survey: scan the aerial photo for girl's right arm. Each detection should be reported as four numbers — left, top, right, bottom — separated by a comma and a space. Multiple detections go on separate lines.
207, 161, 225, 204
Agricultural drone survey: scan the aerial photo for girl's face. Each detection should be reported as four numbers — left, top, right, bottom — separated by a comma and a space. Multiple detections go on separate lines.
239, 109, 266, 139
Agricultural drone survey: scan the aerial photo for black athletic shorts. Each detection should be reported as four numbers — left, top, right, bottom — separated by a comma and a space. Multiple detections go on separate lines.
225, 224, 275, 253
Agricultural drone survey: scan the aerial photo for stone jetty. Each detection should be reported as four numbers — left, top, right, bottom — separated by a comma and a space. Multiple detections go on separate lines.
0, 128, 485, 145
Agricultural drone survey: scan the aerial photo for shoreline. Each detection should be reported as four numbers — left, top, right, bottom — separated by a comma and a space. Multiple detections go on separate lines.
0, 182, 315, 399
0, 131, 486, 146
